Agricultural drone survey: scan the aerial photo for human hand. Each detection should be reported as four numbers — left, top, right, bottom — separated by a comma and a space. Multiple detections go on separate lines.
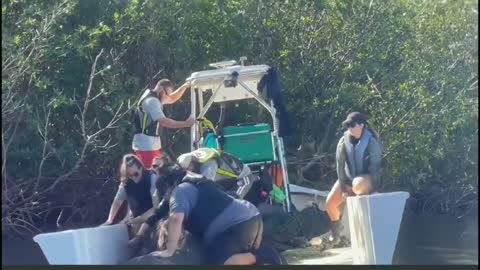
184, 117, 195, 127
157, 223, 168, 249
125, 217, 142, 225
100, 220, 113, 226
120, 217, 135, 225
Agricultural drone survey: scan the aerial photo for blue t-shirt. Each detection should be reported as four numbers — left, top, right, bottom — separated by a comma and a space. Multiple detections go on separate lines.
169, 181, 259, 244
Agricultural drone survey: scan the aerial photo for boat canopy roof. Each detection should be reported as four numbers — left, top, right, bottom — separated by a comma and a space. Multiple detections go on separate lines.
187, 64, 270, 103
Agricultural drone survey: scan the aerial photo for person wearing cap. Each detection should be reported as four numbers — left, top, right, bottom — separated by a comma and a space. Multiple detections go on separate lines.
176, 148, 259, 201
325, 112, 382, 245
132, 79, 195, 169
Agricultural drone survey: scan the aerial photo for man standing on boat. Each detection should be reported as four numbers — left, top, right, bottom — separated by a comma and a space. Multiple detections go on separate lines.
133, 79, 195, 169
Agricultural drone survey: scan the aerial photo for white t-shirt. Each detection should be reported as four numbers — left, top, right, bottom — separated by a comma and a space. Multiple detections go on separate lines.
132, 89, 166, 151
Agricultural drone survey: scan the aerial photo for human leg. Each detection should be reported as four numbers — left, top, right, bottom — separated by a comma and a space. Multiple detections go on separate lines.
325, 180, 353, 244
352, 174, 372, 195
207, 215, 263, 265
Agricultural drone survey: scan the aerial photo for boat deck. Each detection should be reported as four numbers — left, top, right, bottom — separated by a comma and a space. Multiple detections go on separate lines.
283, 247, 353, 265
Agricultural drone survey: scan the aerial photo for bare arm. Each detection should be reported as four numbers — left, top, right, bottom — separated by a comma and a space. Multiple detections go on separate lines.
127, 208, 155, 225
162, 82, 190, 105
103, 199, 124, 225
144, 197, 170, 227
159, 117, 194, 129
136, 222, 151, 238
164, 212, 184, 255
129, 197, 170, 247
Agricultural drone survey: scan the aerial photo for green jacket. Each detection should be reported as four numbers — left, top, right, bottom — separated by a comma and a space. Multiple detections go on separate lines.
336, 130, 382, 192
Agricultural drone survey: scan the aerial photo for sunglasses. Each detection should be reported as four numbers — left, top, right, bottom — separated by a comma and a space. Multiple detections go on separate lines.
152, 164, 159, 169
346, 122, 361, 128
128, 171, 140, 179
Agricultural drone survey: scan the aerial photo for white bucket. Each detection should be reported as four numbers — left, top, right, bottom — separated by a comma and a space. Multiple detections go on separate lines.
33, 224, 129, 265
347, 192, 409, 265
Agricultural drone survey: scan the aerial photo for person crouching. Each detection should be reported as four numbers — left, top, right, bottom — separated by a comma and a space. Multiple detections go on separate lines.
133, 163, 273, 265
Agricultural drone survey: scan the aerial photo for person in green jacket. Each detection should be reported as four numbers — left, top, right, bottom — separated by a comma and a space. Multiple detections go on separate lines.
325, 112, 382, 245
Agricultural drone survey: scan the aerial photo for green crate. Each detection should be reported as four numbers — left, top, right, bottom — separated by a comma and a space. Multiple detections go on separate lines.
222, 124, 274, 163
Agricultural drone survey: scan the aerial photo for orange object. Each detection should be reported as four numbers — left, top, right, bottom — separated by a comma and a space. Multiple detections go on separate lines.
135, 150, 162, 169
268, 163, 284, 188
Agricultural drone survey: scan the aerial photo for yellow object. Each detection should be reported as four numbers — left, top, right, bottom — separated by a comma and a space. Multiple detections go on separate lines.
194, 148, 221, 163
216, 168, 238, 178
192, 148, 240, 179
199, 117, 216, 138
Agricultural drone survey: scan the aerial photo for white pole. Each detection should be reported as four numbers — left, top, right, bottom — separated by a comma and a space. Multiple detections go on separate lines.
190, 84, 196, 151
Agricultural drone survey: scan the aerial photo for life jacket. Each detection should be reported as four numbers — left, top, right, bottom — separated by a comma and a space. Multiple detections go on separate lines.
180, 174, 233, 238
190, 148, 244, 179
134, 90, 160, 137
124, 170, 154, 217
343, 129, 373, 180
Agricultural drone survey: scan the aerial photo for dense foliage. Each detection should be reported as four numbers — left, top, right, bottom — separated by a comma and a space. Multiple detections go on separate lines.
2, 0, 478, 237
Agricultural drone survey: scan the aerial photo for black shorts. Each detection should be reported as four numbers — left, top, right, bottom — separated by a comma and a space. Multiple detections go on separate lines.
206, 214, 263, 265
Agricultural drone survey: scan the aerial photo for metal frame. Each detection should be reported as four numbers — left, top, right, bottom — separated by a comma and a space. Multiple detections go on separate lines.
188, 68, 292, 212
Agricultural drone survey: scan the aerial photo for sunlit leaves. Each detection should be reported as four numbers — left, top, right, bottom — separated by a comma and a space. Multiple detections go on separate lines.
1, 0, 477, 195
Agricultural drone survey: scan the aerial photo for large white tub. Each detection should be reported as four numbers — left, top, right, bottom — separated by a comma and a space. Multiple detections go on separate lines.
347, 191, 410, 264
33, 224, 129, 265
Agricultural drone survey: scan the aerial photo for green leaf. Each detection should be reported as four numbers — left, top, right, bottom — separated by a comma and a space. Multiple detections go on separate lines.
14, 35, 20, 45
266, 19, 274, 29
418, 86, 425, 96
102, 25, 111, 33
280, 49, 289, 57
302, 16, 314, 25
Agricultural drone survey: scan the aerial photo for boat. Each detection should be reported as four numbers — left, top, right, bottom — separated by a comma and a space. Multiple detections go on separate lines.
33, 59, 410, 265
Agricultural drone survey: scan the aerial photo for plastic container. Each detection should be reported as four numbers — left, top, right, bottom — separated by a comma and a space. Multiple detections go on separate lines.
33, 224, 129, 265
222, 123, 274, 163
346, 192, 409, 264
